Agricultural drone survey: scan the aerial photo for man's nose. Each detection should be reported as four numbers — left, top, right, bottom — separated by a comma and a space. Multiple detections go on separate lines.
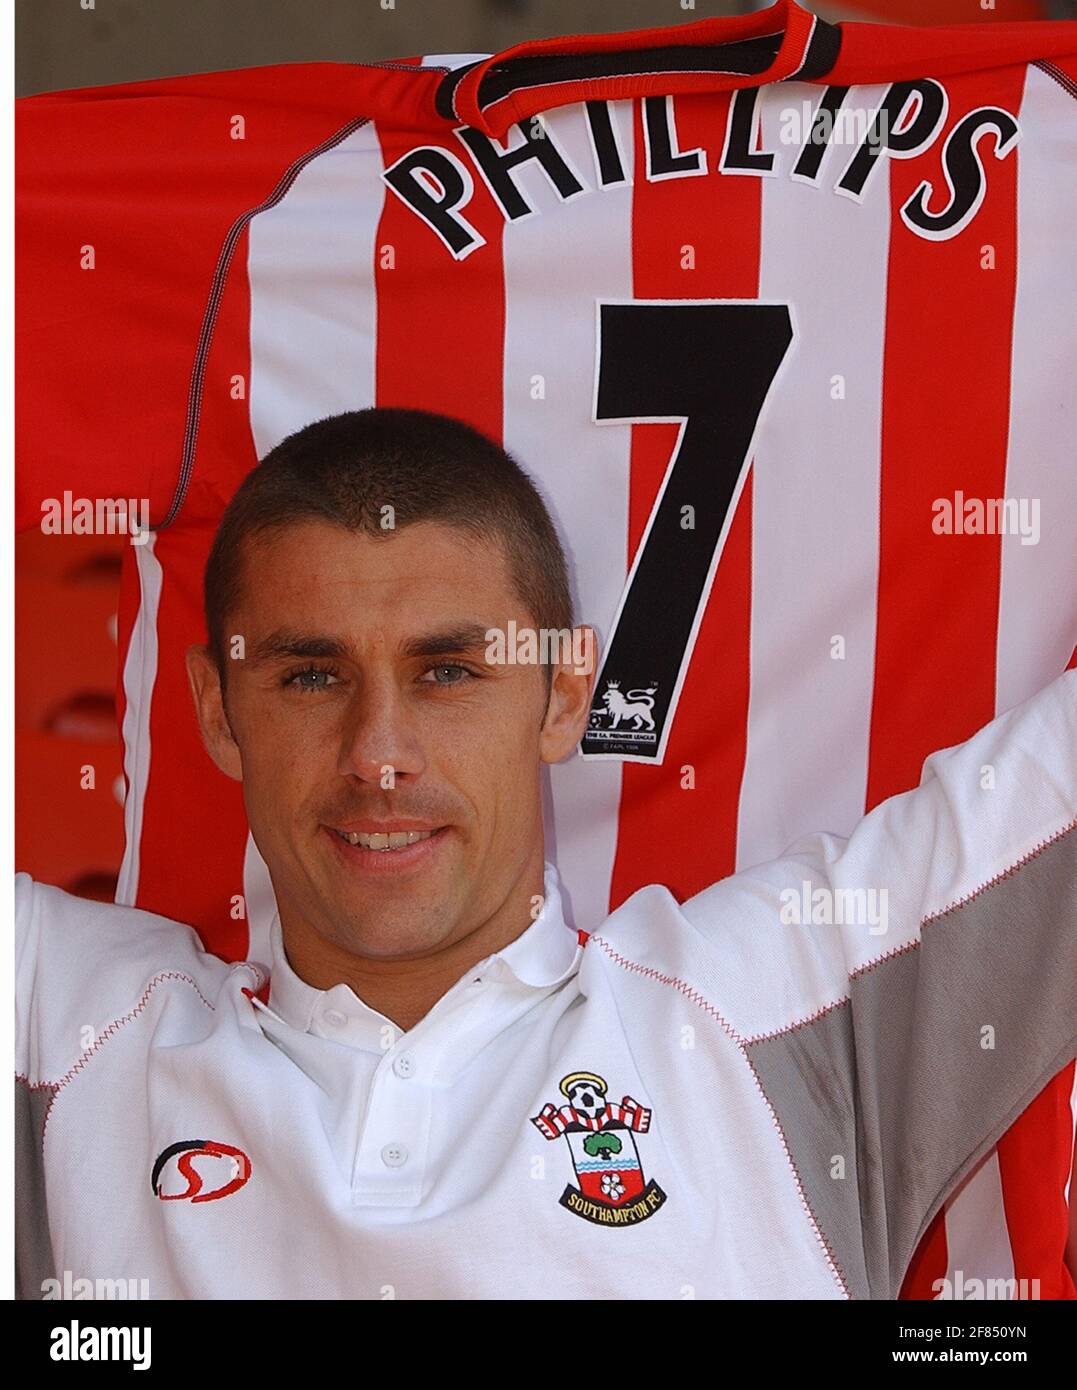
335, 680, 426, 785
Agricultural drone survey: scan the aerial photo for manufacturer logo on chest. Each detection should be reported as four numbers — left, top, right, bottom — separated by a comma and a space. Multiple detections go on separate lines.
531, 1071, 667, 1226
151, 1140, 252, 1203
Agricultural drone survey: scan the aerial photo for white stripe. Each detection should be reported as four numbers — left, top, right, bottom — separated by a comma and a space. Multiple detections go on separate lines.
247, 121, 383, 460
996, 64, 1077, 715
500, 100, 637, 930
942, 1151, 1016, 1297
735, 84, 890, 871
418, 54, 489, 70
116, 535, 162, 907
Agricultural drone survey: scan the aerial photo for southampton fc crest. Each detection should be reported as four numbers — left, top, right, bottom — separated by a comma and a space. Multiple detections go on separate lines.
531, 1072, 667, 1226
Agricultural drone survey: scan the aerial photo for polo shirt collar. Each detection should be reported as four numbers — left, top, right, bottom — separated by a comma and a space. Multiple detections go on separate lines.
265, 862, 581, 1038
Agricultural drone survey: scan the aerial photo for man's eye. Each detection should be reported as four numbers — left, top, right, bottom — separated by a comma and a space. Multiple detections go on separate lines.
422, 664, 472, 686
285, 667, 340, 692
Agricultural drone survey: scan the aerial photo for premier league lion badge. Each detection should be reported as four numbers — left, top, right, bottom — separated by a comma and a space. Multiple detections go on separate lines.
531, 1071, 667, 1225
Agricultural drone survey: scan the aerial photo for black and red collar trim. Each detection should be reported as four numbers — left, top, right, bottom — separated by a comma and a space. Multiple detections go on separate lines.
435, 0, 841, 137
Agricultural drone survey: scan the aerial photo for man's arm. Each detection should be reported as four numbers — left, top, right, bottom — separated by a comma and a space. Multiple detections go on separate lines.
15, 874, 56, 1300
14, 875, 234, 1298
680, 670, 1077, 1299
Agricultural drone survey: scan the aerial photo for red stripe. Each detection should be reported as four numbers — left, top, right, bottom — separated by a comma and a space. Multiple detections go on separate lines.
373, 122, 504, 440
866, 65, 1024, 809
900, 1207, 949, 1300
610, 92, 758, 908
996, 1062, 1077, 1299
132, 528, 250, 959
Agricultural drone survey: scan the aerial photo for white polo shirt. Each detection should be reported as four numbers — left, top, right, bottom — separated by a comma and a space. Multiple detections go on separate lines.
255, 867, 585, 1212
16, 672, 1077, 1300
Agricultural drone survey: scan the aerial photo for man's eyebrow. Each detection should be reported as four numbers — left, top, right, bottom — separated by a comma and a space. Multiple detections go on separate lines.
400, 624, 495, 660
245, 625, 497, 664
247, 631, 349, 664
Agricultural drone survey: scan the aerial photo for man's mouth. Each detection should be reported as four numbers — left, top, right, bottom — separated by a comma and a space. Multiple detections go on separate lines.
331, 828, 436, 852
322, 818, 450, 877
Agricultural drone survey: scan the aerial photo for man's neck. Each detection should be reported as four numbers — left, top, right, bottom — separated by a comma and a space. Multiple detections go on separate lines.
279, 857, 546, 1034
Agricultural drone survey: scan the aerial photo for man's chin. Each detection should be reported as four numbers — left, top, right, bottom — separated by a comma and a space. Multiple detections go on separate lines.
321, 889, 461, 962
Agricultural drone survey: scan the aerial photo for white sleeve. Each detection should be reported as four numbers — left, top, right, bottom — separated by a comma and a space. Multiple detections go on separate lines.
679, 669, 1077, 1298
15, 872, 46, 1084
14, 874, 233, 1298
15, 872, 60, 1300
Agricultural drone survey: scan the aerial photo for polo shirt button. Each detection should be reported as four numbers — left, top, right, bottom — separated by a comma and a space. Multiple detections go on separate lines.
323, 1009, 348, 1028
381, 1143, 408, 1168
392, 1054, 415, 1078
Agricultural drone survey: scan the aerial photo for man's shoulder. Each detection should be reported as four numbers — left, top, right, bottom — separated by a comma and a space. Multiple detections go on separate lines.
586, 866, 825, 1042
17, 872, 224, 973
16, 873, 235, 1081
588, 877, 751, 982
595, 870, 782, 952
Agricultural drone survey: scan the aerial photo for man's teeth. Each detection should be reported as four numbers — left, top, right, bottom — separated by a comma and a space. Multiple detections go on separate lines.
336, 829, 435, 851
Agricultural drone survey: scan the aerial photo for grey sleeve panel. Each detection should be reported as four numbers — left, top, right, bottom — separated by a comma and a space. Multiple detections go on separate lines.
15, 1077, 57, 1300
746, 822, 1077, 1301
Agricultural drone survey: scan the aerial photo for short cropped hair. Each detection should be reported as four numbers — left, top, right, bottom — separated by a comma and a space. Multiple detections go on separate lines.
203, 407, 574, 672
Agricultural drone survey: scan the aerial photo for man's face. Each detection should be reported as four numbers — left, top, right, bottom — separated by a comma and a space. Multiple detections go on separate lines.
187, 519, 590, 960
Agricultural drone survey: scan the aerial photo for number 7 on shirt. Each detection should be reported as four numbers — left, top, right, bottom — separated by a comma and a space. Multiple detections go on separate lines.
582, 299, 795, 764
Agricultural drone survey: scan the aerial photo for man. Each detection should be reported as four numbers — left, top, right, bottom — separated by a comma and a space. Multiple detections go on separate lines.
16, 408, 1077, 1300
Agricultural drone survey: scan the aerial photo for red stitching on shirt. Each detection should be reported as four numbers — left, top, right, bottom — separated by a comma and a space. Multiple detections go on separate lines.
587, 937, 746, 1045
586, 933, 852, 1299
744, 997, 850, 1047
742, 938, 920, 1048
923, 816, 1077, 926
32, 970, 224, 1152
741, 817, 1077, 1048
739, 1048, 851, 1299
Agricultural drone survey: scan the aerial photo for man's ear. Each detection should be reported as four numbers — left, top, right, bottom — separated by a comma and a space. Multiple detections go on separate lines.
539, 624, 598, 765
185, 644, 243, 782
